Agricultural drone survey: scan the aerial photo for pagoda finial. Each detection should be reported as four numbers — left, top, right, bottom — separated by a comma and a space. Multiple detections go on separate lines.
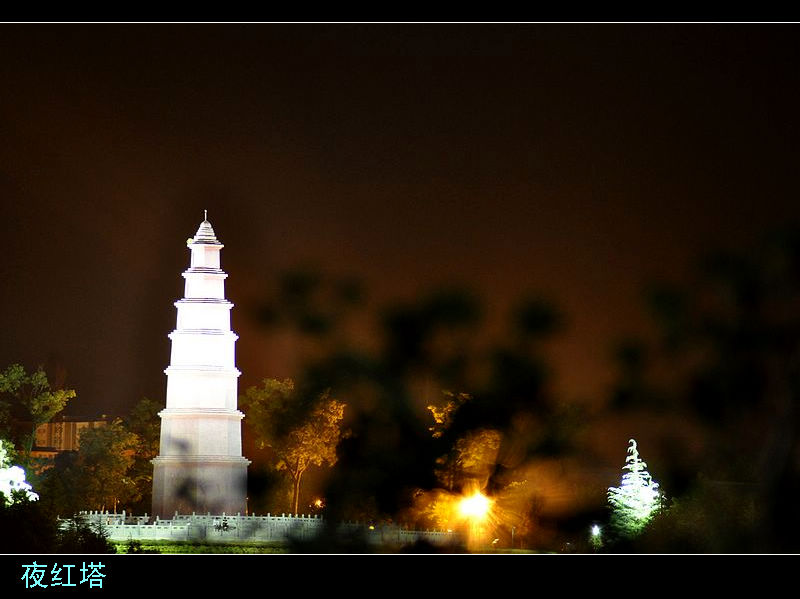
192, 213, 219, 244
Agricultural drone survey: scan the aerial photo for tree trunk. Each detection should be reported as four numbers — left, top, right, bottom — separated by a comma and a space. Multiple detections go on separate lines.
291, 463, 305, 515
292, 458, 308, 516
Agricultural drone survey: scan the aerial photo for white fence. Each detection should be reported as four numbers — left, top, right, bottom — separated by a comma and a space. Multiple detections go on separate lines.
72, 510, 458, 548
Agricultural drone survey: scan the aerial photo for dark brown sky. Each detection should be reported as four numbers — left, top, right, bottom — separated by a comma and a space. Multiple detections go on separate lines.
1, 23, 799, 418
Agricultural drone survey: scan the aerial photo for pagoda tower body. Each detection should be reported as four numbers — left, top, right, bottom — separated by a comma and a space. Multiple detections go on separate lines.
151, 215, 250, 518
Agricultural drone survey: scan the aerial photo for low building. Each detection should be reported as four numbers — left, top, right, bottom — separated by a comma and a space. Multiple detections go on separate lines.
30, 416, 109, 460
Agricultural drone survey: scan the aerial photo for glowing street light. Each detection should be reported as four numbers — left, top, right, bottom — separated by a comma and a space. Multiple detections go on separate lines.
458, 491, 493, 550
590, 523, 603, 551
458, 492, 492, 521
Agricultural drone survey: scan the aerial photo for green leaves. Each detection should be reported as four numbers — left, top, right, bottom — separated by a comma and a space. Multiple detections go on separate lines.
240, 379, 346, 513
74, 419, 138, 511
0, 363, 76, 460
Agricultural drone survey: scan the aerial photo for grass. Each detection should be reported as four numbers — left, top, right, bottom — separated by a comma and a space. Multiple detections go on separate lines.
112, 539, 289, 554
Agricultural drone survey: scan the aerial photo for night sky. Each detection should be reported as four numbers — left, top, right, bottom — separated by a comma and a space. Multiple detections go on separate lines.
2, 23, 799, 424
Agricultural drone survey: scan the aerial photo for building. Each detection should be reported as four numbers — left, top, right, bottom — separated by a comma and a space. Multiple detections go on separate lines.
30, 416, 109, 465
151, 214, 250, 518
33, 417, 108, 454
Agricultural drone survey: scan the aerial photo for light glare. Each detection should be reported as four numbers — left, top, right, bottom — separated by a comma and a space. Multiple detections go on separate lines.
458, 492, 491, 520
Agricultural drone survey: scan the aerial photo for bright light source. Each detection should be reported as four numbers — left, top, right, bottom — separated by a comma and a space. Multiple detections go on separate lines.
458, 492, 492, 521
0, 442, 38, 504
589, 523, 603, 550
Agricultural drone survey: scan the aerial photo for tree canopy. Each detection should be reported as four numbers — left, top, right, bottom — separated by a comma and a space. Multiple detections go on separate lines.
249, 268, 581, 552
241, 378, 346, 514
0, 363, 75, 463
604, 227, 800, 551
122, 397, 161, 513
37, 419, 138, 515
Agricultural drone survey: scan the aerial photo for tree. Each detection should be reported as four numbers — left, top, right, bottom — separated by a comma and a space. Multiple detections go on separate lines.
56, 517, 116, 554
607, 439, 663, 540
602, 227, 800, 551
36, 449, 84, 519
37, 415, 145, 518
0, 483, 57, 553
254, 271, 578, 552
73, 419, 138, 512
0, 438, 39, 505
0, 436, 57, 553
428, 393, 502, 492
0, 364, 76, 463
122, 397, 161, 512
241, 378, 346, 515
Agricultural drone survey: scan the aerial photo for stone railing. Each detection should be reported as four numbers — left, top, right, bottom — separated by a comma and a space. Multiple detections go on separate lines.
72, 510, 458, 548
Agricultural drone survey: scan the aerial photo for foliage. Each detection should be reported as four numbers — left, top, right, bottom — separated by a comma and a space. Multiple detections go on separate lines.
38, 420, 138, 515
56, 516, 116, 554
427, 393, 502, 492
451, 429, 502, 483
75, 419, 138, 512
36, 399, 161, 519
0, 438, 39, 508
251, 268, 578, 552
0, 438, 15, 466
630, 478, 758, 553
241, 379, 346, 514
124, 397, 161, 457
607, 439, 663, 540
0, 489, 58, 553
36, 450, 85, 519
417, 488, 456, 530
427, 391, 469, 439
0, 363, 76, 462
124, 539, 160, 554
605, 227, 800, 550
122, 397, 161, 513
428, 392, 503, 492
0, 490, 114, 554
258, 269, 364, 340
111, 540, 287, 554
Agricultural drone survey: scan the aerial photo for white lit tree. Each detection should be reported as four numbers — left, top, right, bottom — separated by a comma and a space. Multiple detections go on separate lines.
607, 438, 663, 538
0, 438, 39, 505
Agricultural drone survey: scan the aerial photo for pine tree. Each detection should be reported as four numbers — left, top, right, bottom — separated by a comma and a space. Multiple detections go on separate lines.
607, 438, 663, 539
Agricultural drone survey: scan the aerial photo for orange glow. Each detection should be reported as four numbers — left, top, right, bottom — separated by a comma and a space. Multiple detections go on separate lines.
458, 491, 492, 521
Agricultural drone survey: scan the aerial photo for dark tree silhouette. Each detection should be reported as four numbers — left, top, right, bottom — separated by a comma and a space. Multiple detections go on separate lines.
252, 268, 578, 551
607, 226, 800, 552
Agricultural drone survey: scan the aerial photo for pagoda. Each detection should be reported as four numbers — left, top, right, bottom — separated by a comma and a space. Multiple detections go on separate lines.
151, 212, 250, 518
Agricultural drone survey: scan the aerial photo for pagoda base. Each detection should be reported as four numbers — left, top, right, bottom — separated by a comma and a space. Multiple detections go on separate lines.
151, 455, 251, 519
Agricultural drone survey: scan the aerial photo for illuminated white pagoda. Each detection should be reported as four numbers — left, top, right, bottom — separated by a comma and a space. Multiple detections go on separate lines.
151, 212, 250, 518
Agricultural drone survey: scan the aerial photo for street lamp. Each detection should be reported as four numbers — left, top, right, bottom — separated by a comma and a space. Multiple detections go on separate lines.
458, 491, 493, 550
590, 523, 603, 551
458, 492, 491, 520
